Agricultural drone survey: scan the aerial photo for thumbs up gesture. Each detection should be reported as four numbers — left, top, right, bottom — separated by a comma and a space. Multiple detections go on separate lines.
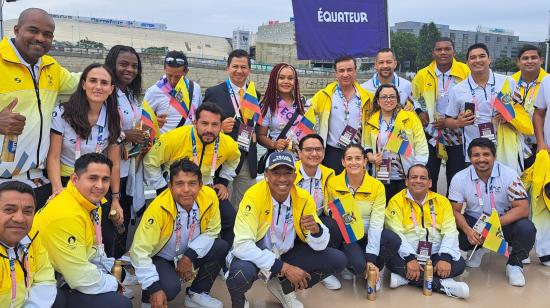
0, 98, 26, 135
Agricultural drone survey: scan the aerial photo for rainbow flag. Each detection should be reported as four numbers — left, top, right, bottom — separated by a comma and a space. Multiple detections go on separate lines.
481, 209, 509, 257
494, 79, 516, 122
327, 198, 364, 244
385, 132, 412, 158
141, 100, 161, 141
240, 82, 262, 126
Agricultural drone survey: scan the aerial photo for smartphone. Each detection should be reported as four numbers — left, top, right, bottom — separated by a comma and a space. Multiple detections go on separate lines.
464, 102, 475, 116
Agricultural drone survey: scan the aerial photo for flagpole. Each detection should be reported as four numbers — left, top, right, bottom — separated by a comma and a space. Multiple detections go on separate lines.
468, 244, 479, 261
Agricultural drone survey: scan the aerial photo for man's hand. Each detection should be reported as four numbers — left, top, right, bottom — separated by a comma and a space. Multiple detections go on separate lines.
434, 260, 452, 279
493, 112, 507, 125
222, 117, 236, 134
213, 184, 229, 200
433, 117, 446, 130
418, 112, 429, 127
274, 139, 290, 151
369, 152, 383, 166
176, 255, 195, 282
456, 111, 475, 127
281, 263, 311, 290
537, 143, 549, 154
0, 98, 26, 135
149, 290, 168, 308
405, 259, 423, 281
403, 103, 414, 112
466, 227, 484, 246
124, 129, 147, 144
110, 199, 124, 225
363, 262, 380, 283
157, 113, 168, 129
300, 214, 319, 234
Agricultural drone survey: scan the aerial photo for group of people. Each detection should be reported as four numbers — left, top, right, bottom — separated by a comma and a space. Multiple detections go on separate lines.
2, 7, 550, 308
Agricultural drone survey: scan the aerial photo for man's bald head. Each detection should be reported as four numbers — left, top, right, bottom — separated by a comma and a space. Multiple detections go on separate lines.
13, 8, 55, 65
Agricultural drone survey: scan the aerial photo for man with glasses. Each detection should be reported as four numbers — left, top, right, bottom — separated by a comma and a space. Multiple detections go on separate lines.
143, 50, 202, 133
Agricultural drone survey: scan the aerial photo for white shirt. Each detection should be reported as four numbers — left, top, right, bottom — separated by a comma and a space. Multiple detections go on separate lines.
51, 104, 110, 175
327, 86, 362, 148
448, 161, 527, 220
534, 75, 550, 148
143, 77, 202, 133
8, 38, 41, 81
262, 194, 296, 255
117, 89, 140, 178
361, 73, 413, 107
446, 71, 517, 161
157, 202, 200, 261
261, 99, 300, 140
296, 165, 323, 214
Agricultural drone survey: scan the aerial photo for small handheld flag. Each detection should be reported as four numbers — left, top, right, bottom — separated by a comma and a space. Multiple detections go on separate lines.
481, 209, 509, 257
327, 198, 364, 244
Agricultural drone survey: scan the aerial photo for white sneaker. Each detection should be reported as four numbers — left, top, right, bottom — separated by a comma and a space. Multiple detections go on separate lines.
321, 275, 341, 290
341, 268, 354, 280
542, 261, 550, 267
522, 257, 531, 265
389, 272, 409, 289
506, 264, 526, 287
141, 303, 151, 308
376, 268, 384, 291
184, 290, 223, 308
244, 299, 249, 308
439, 278, 470, 299
123, 287, 134, 299
123, 270, 139, 286
267, 278, 304, 308
465, 248, 488, 268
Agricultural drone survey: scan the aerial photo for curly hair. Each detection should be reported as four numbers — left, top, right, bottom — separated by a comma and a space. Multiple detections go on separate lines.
260, 63, 305, 117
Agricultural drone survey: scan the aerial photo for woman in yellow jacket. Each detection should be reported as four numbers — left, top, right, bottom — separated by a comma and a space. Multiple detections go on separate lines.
326, 144, 401, 291
364, 84, 429, 202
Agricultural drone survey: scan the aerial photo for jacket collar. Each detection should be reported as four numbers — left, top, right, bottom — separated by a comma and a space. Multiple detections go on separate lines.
366, 109, 410, 130
0, 37, 55, 67
427, 58, 469, 79
334, 170, 374, 194
469, 161, 501, 181
65, 180, 105, 213
512, 68, 549, 85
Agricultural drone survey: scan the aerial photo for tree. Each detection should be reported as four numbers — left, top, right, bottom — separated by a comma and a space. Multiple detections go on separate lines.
493, 56, 518, 74
76, 38, 105, 49
416, 22, 441, 69
142, 46, 169, 54
391, 31, 418, 72
455, 51, 466, 63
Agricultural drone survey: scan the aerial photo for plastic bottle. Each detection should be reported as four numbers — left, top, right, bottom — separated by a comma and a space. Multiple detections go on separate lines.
109, 209, 126, 234
111, 260, 123, 282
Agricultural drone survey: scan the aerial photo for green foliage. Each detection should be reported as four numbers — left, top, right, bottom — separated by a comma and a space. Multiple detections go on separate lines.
75, 38, 105, 49
391, 31, 418, 71
142, 46, 169, 54
493, 56, 518, 74
416, 22, 441, 69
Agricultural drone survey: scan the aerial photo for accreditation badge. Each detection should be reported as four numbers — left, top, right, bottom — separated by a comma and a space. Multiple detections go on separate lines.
337, 125, 357, 148
376, 158, 391, 183
417, 241, 433, 264
472, 213, 490, 234
478, 122, 496, 145
237, 124, 253, 152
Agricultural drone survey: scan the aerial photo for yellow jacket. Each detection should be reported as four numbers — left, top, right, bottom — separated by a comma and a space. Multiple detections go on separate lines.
0, 37, 78, 181
511, 69, 549, 115
327, 171, 385, 261
363, 110, 429, 176
130, 185, 221, 290
0, 231, 56, 308
34, 181, 118, 294
232, 180, 329, 272
522, 150, 550, 213
310, 81, 374, 147
385, 189, 461, 262
412, 59, 470, 122
144, 124, 240, 189
294, 161, 335, 213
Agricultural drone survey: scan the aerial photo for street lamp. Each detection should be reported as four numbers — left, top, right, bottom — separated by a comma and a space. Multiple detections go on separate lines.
1, 0, 19, 39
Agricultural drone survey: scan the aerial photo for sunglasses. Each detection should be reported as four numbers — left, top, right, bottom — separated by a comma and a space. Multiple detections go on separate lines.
165, 57, 187, 66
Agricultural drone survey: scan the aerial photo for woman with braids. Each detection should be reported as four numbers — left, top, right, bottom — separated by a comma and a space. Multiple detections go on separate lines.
257, 63, 313, 156
46, 63, 123, 224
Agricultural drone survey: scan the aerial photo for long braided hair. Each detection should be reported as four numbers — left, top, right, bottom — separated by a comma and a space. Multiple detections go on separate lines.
260, 63, 305, 117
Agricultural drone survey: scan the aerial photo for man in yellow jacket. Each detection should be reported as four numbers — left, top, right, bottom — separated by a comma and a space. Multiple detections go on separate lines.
0, 181, 56, 307
385, 164, 469, 299
412, 38, 470, 192
34, 153, 131, 308
131, 158, 229, 308
0, 8, 79, 208
144, 101, 240, 244
310, 55, 374, 174
226, 151, 346, 308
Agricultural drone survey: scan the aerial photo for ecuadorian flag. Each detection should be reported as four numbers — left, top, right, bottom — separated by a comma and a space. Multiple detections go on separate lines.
494, 79, 516, 122
141, 100, 161, 141
240, 82, 262, 126
482, 209, 509, 257
385, 132, 412, 158
171, 77, 191, 119
291, 109, 316, 141
327, 198, 364, 244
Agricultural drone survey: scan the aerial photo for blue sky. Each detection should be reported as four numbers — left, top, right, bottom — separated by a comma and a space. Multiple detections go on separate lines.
3, 0, 549, 42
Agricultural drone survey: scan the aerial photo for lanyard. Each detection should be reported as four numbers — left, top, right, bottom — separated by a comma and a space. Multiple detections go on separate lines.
191, 127, 220, 178
517, 77, 537, 105
377, 112, 396, 152
373, 73, 397, 88
440, 73, 453, 95
475, 179, 497, 212
174, 208, 198, 254
75, 126, 104, 160
226, 79, 244, 120
468, 73, 496, 117
409, 199, 436, 241
5, 244, 30, 308
336, 85, 356, 122
270, 201, 292, 254
90, 207, 103, 246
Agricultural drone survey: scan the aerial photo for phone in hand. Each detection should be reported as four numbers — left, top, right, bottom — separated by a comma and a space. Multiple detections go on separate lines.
464, 102, 475, 117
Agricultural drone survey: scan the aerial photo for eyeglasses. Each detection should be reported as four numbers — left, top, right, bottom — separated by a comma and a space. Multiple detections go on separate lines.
302, 147, 323, 154
165, 57, 187, 67
379, 95, 398, 101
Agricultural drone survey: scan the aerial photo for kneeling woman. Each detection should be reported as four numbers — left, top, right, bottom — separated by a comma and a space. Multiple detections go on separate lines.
326, 144, 400, 290
363, 84, 428, 202
47, 63, 123, 222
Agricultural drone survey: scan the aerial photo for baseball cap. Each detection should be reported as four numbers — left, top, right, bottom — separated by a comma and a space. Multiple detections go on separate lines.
266, 151, 295, 171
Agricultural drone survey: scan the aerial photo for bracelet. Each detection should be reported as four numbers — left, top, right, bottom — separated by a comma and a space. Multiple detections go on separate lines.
111, 192, 121, 199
